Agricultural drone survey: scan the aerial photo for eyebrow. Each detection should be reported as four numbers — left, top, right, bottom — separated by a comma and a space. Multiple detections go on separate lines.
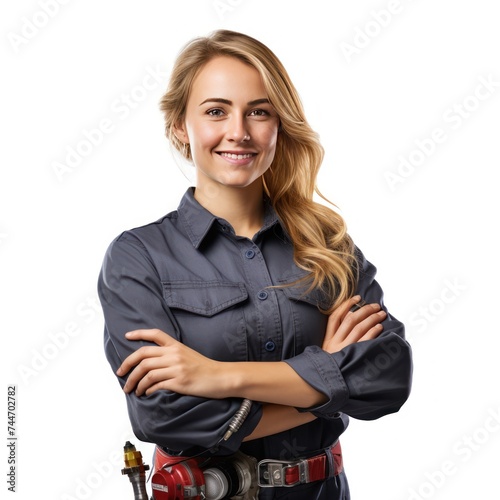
199, 98, 271, 106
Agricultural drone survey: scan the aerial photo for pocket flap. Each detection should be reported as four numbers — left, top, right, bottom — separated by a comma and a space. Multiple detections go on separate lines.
278, 272, 332, 311
162, 281, 248, 317
280, 285, 332, 310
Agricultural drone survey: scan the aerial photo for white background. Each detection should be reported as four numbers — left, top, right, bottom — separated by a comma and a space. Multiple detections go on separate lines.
1, 1, 499, 499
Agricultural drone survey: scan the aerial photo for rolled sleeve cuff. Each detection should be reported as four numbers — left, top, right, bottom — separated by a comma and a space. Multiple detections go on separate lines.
284, 345, 349, 418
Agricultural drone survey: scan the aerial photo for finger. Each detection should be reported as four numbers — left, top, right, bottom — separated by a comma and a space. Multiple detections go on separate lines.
347, 302, 382, 322
117, 345, 165, 377
125, 329, 175, 346
136, 367, 174, 396
333, 302, 381, 341
144, 378, 174, 397
338, 295, 365, 323
356, 323, 384, 343
343, 310, 386, 345
349, 299, 367, 313
122, 356, 168, 394
325, 295, 362, 342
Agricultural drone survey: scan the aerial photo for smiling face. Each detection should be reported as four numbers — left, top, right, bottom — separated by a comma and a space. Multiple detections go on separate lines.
174, 56, 280, 194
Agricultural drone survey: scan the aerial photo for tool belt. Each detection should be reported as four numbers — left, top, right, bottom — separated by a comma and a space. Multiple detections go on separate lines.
154, 440, 343, 489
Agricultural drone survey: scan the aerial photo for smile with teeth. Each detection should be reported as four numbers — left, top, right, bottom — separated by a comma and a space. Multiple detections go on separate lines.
219, 152, 255, 160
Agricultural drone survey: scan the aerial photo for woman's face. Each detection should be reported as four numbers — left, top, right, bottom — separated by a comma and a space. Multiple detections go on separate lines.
176, 56, 280, 194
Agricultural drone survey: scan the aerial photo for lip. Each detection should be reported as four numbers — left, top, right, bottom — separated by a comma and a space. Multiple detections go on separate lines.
216, 150, 257, 155
216, 150, 258, 165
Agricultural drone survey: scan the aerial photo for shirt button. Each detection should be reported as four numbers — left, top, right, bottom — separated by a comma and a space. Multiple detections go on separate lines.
257, 291, 268, 300
245, 249, 255, 259
265, 340, 276, 352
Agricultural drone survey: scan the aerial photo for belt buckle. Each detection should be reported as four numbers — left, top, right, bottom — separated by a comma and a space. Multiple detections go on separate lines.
257, 458, 309, 488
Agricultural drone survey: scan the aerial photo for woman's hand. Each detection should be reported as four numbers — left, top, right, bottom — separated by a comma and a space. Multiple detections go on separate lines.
117, 330, 327, 407
322, 295, 387, 353
116, 329, 223, 398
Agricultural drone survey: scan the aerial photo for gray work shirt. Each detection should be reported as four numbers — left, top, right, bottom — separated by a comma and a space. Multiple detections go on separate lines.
98, 188, 412, 496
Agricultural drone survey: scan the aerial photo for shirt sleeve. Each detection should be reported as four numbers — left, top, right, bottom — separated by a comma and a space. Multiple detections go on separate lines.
97, 232, 262, 454
284, 248, 413, 420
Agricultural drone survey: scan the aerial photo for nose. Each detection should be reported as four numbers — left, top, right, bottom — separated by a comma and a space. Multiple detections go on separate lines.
226, 113, 250, 143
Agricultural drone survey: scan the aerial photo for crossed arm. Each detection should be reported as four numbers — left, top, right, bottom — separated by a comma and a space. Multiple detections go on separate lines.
116, 295, 387, 440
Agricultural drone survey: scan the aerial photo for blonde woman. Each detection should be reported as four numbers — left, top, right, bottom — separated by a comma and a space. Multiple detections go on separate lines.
98, 30, 412, 499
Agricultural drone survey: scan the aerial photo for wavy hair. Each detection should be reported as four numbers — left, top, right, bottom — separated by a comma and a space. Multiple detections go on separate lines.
159, 30, 357, 312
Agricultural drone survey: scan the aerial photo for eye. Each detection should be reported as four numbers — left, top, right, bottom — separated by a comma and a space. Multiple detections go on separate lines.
206, 108, 225, 117
249, 109, 270, 117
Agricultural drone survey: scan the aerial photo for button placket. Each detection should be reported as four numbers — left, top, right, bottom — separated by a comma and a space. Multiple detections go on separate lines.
238, 240, 282, 361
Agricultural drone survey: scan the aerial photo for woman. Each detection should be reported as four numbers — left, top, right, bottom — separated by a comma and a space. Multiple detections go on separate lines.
98, 30, 412, 499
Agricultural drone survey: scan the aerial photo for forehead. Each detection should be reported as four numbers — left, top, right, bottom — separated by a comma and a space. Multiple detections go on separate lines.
189, 56, 267, 102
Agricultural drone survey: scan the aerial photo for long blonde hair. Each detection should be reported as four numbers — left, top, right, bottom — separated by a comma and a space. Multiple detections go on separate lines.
159, 30, 357, 313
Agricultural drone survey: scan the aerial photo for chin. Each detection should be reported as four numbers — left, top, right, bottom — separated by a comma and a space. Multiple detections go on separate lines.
216, 174, 261, 189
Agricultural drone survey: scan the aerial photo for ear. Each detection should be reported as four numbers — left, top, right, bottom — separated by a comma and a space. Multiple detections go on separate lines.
172, 120, 189, 145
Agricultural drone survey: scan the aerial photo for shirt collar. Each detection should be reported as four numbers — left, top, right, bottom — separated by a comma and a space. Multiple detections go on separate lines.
177, 187, 282, 249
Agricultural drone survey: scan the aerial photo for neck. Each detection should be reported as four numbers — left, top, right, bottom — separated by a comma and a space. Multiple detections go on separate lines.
194, 180, 265, 239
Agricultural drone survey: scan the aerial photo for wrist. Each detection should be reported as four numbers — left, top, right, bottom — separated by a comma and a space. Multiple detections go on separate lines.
216, 361, 243, 399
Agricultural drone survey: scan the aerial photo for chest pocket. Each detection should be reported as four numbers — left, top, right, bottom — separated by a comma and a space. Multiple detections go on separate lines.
278, 278, 332, 354
162, 281, 249, 361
